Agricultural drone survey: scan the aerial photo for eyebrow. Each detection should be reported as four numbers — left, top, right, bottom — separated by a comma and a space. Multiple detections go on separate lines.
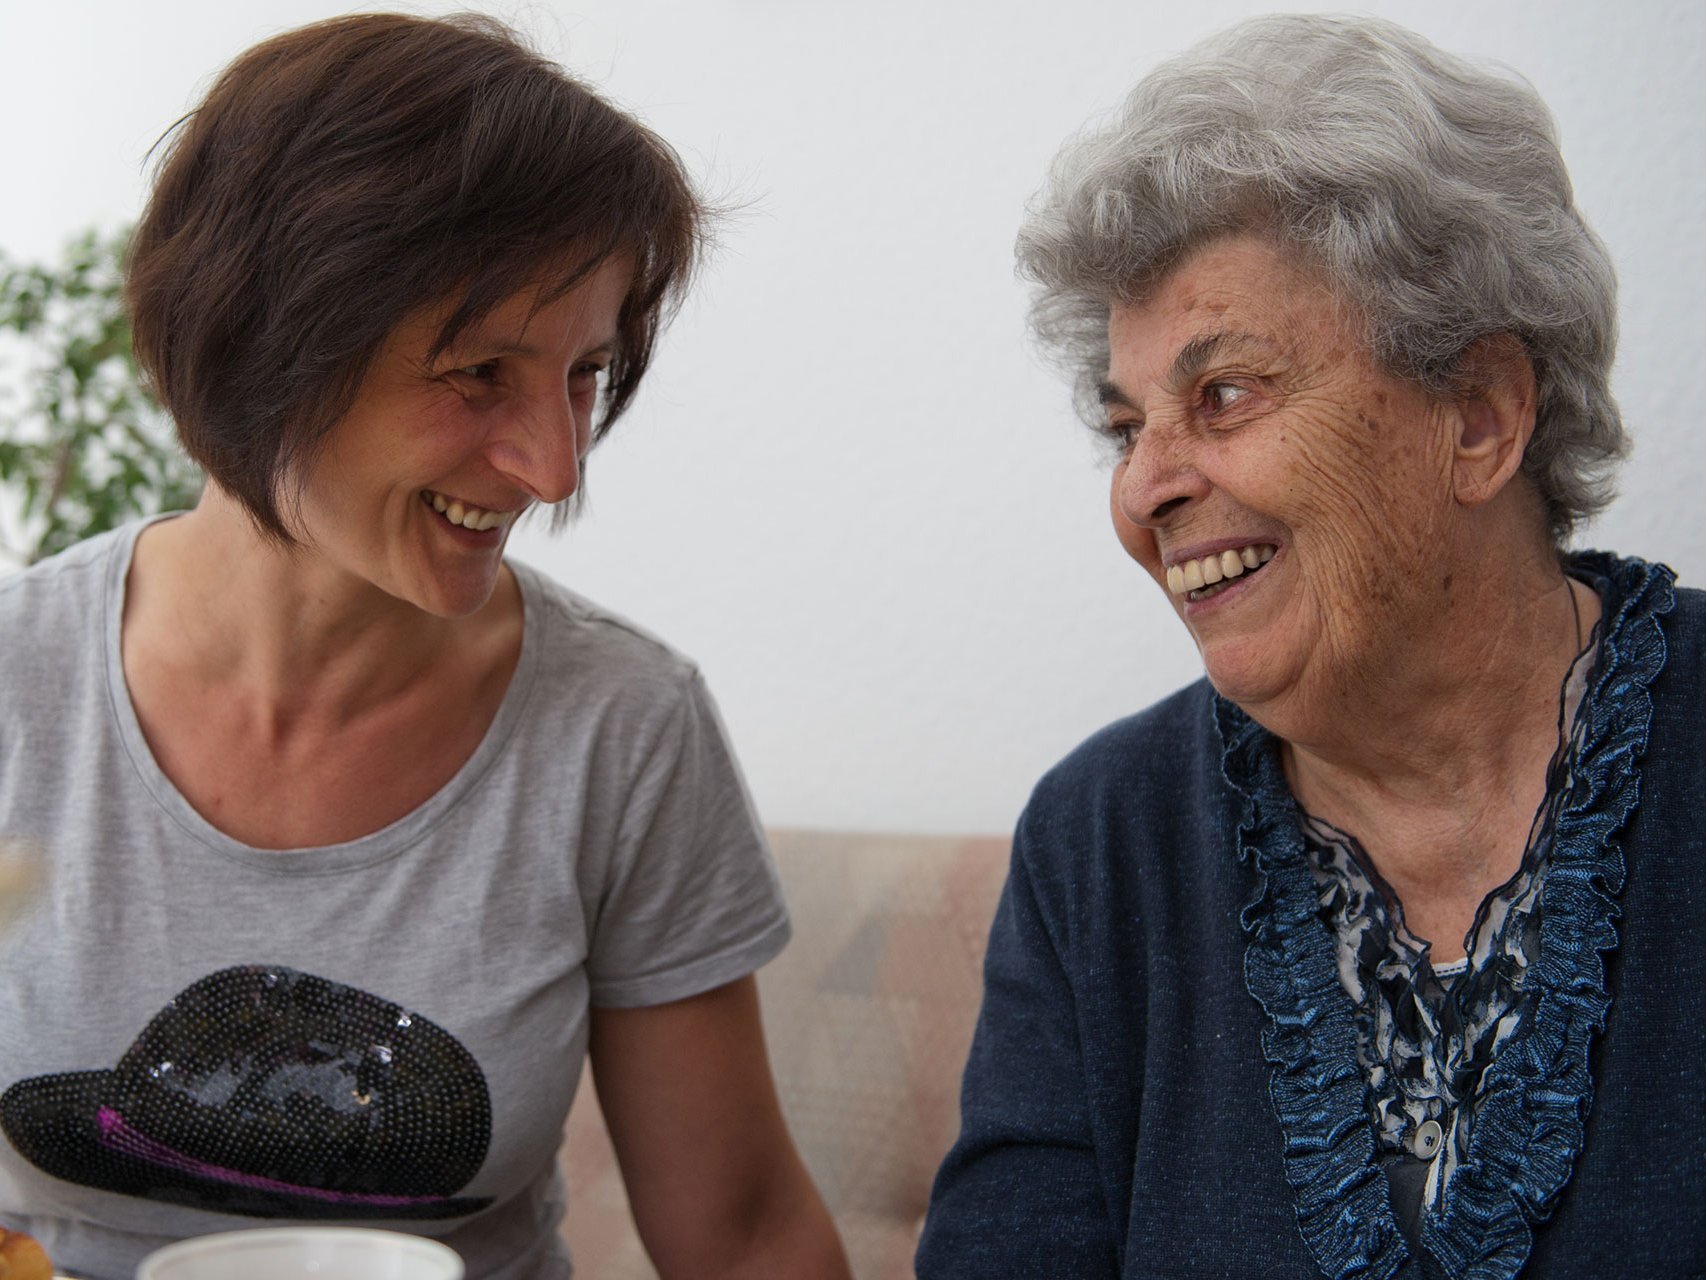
1097, 330, 1278, 410
443, 335, 618, 363
1096, 379, 1136, 411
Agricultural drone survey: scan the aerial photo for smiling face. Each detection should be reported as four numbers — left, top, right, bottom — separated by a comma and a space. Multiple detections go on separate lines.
1104, 235, 1462, 714
287, 257, 632, 618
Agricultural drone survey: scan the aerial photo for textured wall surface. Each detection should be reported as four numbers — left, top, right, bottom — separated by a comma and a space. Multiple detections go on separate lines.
6, 0, 1701, 832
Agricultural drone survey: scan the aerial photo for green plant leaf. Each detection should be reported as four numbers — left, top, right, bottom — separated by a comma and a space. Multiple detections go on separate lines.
0, 227, 204, 564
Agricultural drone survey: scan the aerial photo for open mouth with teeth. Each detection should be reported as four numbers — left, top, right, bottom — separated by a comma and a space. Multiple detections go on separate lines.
1166, 543, 1277, 602
420, 489, 517, 534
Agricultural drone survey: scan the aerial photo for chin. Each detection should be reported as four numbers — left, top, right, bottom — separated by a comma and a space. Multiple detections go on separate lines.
429, 589, 501, 620
402, 571, 502, 620
1196, 642, 1294, 712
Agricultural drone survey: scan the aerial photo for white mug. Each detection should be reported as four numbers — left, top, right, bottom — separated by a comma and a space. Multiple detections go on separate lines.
136, 1227, 464, 1280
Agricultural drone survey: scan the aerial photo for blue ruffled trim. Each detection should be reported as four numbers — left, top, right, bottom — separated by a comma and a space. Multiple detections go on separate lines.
1219, 698, 1412, 1280
1219, 552, 1674, 1280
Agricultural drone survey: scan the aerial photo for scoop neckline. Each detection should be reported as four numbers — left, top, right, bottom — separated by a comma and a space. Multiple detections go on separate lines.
101, 515, 543, 874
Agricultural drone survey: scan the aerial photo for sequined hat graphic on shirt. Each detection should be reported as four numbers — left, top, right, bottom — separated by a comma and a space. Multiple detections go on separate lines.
0, 965, 493, 1219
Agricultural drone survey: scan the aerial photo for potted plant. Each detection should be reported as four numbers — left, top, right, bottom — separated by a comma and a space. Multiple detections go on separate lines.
0, 228, 202, 568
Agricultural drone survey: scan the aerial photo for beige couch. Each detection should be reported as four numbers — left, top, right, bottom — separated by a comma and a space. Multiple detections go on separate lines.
558, 828, 1010, 1279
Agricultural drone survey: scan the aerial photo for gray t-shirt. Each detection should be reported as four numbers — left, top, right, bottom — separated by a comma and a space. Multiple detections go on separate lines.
0, 519, 791, 1279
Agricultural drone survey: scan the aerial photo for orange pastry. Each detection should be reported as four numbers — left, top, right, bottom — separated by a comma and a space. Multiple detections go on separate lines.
0, 1227, 52, 1280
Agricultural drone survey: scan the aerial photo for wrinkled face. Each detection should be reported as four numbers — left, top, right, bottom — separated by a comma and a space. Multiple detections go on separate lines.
1104, 235, 1459, 713
291, 257, 632, 618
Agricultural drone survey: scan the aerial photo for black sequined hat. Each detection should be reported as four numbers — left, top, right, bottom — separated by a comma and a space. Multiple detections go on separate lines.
0, 966, 493, 1219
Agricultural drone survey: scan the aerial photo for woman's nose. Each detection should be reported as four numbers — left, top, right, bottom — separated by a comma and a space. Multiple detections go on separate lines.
490, 395, 586, 505
1114, 419, 1207, 528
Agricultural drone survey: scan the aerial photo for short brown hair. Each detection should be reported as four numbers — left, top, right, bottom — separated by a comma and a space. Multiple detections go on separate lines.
127, 12, 707, 541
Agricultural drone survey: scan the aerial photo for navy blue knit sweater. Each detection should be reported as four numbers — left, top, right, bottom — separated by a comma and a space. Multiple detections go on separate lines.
916, 554, 1704, 1279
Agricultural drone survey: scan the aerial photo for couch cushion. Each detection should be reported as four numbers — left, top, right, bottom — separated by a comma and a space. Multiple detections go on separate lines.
560, 827, 1009, 1278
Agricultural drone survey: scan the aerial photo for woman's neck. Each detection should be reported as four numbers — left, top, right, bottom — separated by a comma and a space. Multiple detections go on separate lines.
119, 494, 525, 849
1269, 529, 1599, 953
126, 492, 513, 728
1283, 579, 1590, 801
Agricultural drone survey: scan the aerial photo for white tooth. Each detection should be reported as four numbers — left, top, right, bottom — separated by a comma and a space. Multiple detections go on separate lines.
1240, 546, 1261, 569
447, 501, 466, 525
1220, 550, 1244, 578
1259, 545, 1275, 563
431, 492, 448, 513
1167, 565, 1186, 595
463, 508, 486, 529
478, 510, 501, 532
1201, 555, 1223, 585
1183, 560, 1205, 591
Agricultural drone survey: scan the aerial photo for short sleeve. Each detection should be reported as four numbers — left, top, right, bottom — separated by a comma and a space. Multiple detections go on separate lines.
583, 670, 790, 1007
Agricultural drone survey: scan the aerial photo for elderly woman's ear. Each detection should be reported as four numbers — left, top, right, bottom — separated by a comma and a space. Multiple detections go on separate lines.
1450, 333, 1540, 511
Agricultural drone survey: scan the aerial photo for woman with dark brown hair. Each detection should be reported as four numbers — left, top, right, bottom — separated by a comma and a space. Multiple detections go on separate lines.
0, 14, 848, 1278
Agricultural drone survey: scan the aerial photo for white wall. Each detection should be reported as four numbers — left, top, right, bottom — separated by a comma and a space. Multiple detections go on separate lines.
4, 1, 1702, 833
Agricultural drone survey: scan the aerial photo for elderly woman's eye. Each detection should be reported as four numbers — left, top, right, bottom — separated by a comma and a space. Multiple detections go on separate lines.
1204, 382, 1249, 413
1102, 418, 1141, 450
454, 361, 500, 383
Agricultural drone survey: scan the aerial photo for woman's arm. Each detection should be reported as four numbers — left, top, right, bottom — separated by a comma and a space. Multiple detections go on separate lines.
587, 976, 850, 1279
914, 833, 1122, 1277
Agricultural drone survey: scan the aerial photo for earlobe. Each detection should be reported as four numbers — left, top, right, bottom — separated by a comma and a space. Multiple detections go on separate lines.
1451, 334, 1537, 509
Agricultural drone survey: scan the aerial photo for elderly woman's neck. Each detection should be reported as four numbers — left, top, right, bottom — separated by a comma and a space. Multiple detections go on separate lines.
1271, 527, 1599, 957
1283, 554, 1593, 779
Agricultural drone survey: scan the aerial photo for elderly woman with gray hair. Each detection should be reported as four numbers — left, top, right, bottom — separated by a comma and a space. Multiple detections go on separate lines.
917, 14, 1703, 1280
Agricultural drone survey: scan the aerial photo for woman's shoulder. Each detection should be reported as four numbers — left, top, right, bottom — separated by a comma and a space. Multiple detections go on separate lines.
508, 558, 699, 687
1012, 677, 1253, 944
503, 559, 716, 749
1662, 578, 1706, 639
0, 526, 141, 746
0, 523, 137, 656
0, 523, 130, 603
1035, 677, 1222, 800
1018, 677, 1234, 871
1572, 548, 1706, 691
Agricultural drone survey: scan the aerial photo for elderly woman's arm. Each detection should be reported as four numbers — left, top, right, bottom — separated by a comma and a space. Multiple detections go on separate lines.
587, 977, 850, 1279
915, 835, 1122, 1277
